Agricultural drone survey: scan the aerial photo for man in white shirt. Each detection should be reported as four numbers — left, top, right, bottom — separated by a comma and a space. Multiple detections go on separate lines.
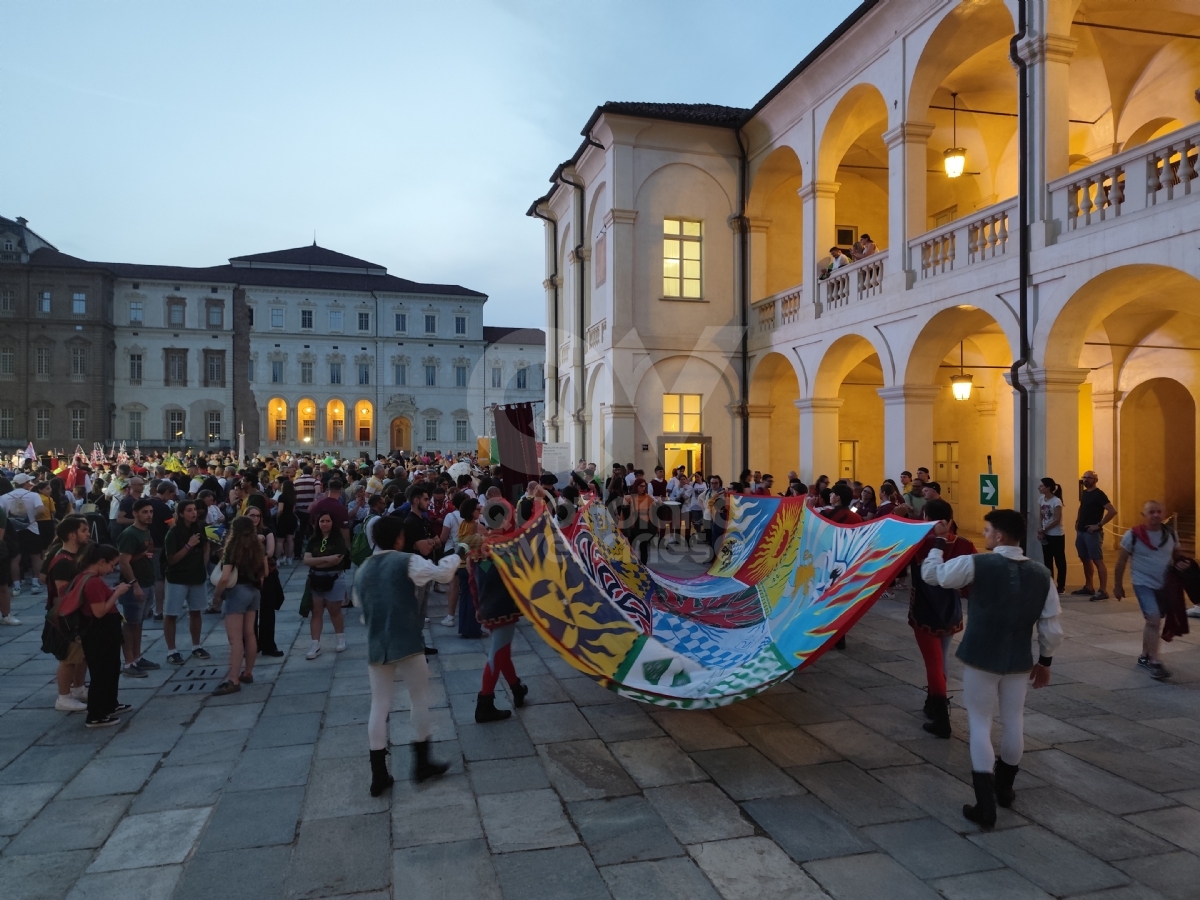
922, 507, 1063, 830
1114, 500, 1180, 681
2, 474, 44, 594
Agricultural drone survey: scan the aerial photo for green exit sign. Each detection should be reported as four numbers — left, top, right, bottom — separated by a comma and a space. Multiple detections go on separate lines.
979, 474, 999, 507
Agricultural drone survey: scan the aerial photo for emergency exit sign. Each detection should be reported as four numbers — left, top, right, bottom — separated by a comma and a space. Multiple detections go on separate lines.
979, 474, 999, 507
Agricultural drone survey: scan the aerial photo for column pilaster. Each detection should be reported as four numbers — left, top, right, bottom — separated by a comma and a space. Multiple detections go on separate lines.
795, 397, 842, 484
876, 385, 941, 481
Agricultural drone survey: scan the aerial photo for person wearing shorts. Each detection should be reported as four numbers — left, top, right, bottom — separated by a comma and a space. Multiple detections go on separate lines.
116, 499, 159, 678
1114, 500, 1178, 681
162, 500, 211, 665
1073, 471, 1117, 600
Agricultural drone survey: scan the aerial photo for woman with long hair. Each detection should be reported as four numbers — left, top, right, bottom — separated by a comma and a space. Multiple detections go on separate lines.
244, 506, 285, 658
274, 476, 298, 567
75, 544, 134, 727
211, 515, 267, 695
304, 511, 349, 659
1036, 478, 1067, 593
876, 481, 901, 519
853, 485, 878, 519
621, 478, 657, 565
49, 477, 71, 520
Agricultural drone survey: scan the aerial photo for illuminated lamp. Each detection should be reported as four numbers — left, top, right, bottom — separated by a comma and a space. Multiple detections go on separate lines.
943, 92, 966, 178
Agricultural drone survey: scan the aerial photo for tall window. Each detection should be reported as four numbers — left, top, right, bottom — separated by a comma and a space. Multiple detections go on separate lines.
394, 363, 406, 386
358, 363, 370, 385
124, 352, 141, 384
455, 315, 467, 335
301, 309, 313, 329
206, 302, 223, 328
271, 360, 283, 383
301, 416, 315, 441
331, 414, 344, 442
663, 218, 702, 299
516, 368, 527, 390
425, 364, 436, 387
395, 312, 407, 333
0, 408, 13, 439
71, 408, 86, 440
662, 393, 701, 433
0, 348, 12, 375
35, 408, 50, 440
167, 410, 185, 441
37, 291, 51, 314
275, 417, 287, 442
167, 350, 187, 386
248, 358, 256, 382
36, 347, 51, 376
207, 411, 221, 443
425, 418, 438, 442
330, 362, 342, 384
71, 347, 87, 377
491, 367, 501, 389
129, 301, 144, 325
424, 314, 436, 334
300, 361, 313, 384
205, 351, 224, 386
128, 411, 143, 440
455, 365, 467, 388
72, 293, 87, 316
270, 308, 284, 328
329, 310, 343, 331
168, 301, 185, 327
0, 288, 14, 313
247, 308, 255, 327
455, 419, 468, 442
358, 312, 370, 332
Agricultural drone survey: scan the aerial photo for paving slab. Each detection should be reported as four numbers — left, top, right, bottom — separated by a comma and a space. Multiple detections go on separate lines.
262, 691, 327, 717
392, 839, 502, 899
492, 845, 611, 900
568, 795, 683, 865
0, 781, 62, 836
580, 702, 665, 742
969, 824, 1129, 896
610, 736, 708, 787
862, 817, 1003, 879
1021, 749, 1174, 815
6, 794, 132, 855
302, 759, 393, 820
466, 755, 551, 795
517, 701, 597, 744
930, 868, 1055, 900
174, 844, 292, 900
457, 719, 536, 760
477, 787, 578, 853
2, 743, 97, 784
227, 743, 314, 791
188, 701, 265, 733
286, 812, 391, 898
789, 761, 924, 826
1115, 850, 1200, 900
64, 865, 183, 900
391, 774, 483, 848
245, 711, 322, 749
1013, 787, 1174, 860
538, 739, 640, 801
163, 726, 251, 767
198, 785, 304, 852
737, 721, 844, 767
58, 752, 160, 799
648, 709, 746, 751
690, 746, 804, 801
1061, 740, 1200, 793
741, 794, 874, 862
644, 782, 755, 845
129, 759, 234, 813
804, 851, 942, 900
688, 837, 828, 900
1124, 805, 1200, 850
600, 857, 723, 900
0, 849, 93, 900
87, 806, 211, 872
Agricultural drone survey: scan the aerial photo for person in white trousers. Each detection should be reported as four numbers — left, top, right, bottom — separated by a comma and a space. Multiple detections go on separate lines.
921, 507, 1063, 829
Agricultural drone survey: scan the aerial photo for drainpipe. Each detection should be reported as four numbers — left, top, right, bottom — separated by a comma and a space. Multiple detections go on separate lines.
734, 128, 750, 474
559, 170, 587, 462
530, 206, 560, 442
1009, 0, 1031, 544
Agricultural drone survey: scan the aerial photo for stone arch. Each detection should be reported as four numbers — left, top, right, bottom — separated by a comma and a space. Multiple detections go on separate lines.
747, 145, 805, 298
814, 332, 887, 398
817, 84, 890, 253
748, 352, 801, 481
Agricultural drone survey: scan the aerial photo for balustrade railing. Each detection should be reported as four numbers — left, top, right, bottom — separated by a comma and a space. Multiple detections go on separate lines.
752, 285, 803, 334
586, 318, 606, 350
911, 198, 1016, 280
558, 339, 571, 367
822, 252, 885, 311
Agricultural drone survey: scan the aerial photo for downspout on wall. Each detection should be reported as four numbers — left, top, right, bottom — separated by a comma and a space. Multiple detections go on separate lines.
734, 129, 750, 474
1009, 0, 1031, 544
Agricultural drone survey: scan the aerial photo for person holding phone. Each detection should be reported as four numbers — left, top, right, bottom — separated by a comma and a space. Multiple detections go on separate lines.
303, 511, 350, 659
75, 545, 135, 727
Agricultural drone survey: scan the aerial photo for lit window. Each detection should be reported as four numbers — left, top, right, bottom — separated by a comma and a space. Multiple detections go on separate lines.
358, 312, 370, 332
0, 407, 13, 439
300, 361, 313, 384
358, 363, 370, 385
424, 314, 436, 334
35, 408, 50, 440
425, 418, 438, 442
169, 302, 185, 327
130, 354, 142, 383
275, 417, 287, 442
128, 411, 142, 440
455, 419, 468, 442
662, 393, 701, 433
271, 360, 284, 383
394, 363, 406, 385
329, 310, 343, 331
71, 408, 86, 440
271, 308, 284, 328
301, 416, 315, 441
330, 362, 342, 384
455, 365, 467, 388
0, 348, 12, 375
395, 312, 407, 333
455, 315, 466, 335
516, 368, 527, 390
491, 367, 501, 389
206, 411, 221, 442
425, 364, 436, 387
72, 347, 87, 376
663, 218, 702, 299
167, 410, 185, 440
129, 301, 143, 325
301, 309, 313, 329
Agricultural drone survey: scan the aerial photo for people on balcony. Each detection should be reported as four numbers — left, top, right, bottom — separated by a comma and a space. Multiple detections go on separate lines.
818, 247, 849, 281
851, 234, 877, 261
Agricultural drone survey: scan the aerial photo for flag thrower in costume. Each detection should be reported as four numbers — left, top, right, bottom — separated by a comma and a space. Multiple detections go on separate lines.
486, 495, 932, 709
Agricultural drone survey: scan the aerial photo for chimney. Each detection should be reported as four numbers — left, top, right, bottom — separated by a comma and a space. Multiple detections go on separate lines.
15, 217, 27, 227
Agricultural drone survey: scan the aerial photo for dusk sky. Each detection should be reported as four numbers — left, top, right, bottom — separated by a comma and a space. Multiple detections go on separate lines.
6, 1, 859, 327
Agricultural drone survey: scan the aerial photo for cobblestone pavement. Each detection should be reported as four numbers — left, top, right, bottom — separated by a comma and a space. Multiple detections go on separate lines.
2, 562, 1200, 900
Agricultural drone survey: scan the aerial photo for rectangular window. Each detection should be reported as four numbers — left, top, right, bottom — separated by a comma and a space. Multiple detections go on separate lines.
168, 302, 185, 327
275, 418, 287, 442
72, 293, 87, 316
0, 288, 14, 313
425, 365, 436, 387
425, 418, 438, 442
205, 351, 224, 386
71, 408, 86, 440
167, 410, 185, 441
358, 363, 370, 385
207, 303, 223, 328
207, 411, 221, 443
455, 365, 467, 388
36, 347, 51, 376
594, 232, 607, 287
662, 393, 701, 433
0, 408, 12, 440
516, 368, 527, 390
128, 411, 142, 440
300, 361, 313, 384
455, 315, 467, 335
0, 348, 12, 375
270, 308, 284, 328
271, 360, 283, 383
301, 417, 315, 441
35, 408, 50, 440
394, 363, 406, 386
167, 350, 187, 385
331, 416, 344, 442
491, 367, 501, 389
247, 307, 254, 327
301, 309, 313, 329
455, 419, 468, 442
395, 312, 407, 333
37, 291, 51, 314
329, 310, 343, 331
358, 312, 370, 332
72, 346, 87, 377
663, 218, 702, 299
330, 362, 342, 384
424, 314, 436, 334
129, 301, 143, 325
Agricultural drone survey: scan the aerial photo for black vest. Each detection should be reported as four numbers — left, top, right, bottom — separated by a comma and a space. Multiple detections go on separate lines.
956, 552, 1051, 674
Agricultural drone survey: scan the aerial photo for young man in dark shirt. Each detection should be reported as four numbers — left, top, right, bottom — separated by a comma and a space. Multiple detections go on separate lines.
1073, 470, 1118, 600
824, 483, 863, 525
162, 500, 211, 665
117, 500, 160, 678
47, 516, 91, 711
403, 484, 442, 655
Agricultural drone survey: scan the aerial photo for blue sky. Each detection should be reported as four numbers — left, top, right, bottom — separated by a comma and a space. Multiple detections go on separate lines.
4, 0, 860, 327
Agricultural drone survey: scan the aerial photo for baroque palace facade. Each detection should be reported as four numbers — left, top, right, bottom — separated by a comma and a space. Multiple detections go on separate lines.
0, 218, 543, 457
531, 0, 1200, 537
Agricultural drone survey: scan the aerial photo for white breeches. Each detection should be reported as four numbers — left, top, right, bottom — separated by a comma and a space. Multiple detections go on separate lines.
961, 664, 1029, 772
367, 655, 433, 751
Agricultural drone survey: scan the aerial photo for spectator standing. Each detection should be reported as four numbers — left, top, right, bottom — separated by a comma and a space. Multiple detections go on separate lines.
292, 465, 319, 558
116, 500, 160, 678
1073, 470, 1117, 600
162, 500, 211, 665
1114, 500, 1179, 681
75, 545, 134, 728
1036, 478, 1067, 593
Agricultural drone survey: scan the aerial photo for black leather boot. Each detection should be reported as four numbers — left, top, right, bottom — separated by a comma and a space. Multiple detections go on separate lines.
411, 738, 449, 783
474, 692, 512, 723
994, 759, 1019, 808
963, 770, 997, 829
923, 692, 936, 720
369, 748, 394, 797
509, 680, 529, 708
922, 695, 951, 739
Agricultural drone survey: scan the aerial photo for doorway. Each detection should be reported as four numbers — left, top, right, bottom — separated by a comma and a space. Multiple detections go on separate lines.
391, 417, 411, 453
658, 436, 712, 479
838, 440, 857, 483
934, 440, 959, 503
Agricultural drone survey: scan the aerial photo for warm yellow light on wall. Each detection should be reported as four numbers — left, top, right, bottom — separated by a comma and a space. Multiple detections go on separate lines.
951, 374, 973, 401
944, 92, 966, 178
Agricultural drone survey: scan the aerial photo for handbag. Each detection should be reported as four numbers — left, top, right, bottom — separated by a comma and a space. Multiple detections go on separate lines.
210, 563, 240, 587
308, 568, 340, 593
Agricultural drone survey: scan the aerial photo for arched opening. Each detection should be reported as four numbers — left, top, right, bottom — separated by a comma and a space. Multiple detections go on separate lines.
326, 399, 346, 444
298, 398, 317, 447
1119, 379, 1195, 537
354, 399, 374, 447
391, 416, 411, 453
819, 85, 890, 254
747, 353, 800, 480
267, 397, 288, 445
810, 334, 886, 487
747, 146, 804, 300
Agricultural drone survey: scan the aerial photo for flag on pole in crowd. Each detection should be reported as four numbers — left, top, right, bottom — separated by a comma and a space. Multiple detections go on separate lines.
23, 443, 35, 461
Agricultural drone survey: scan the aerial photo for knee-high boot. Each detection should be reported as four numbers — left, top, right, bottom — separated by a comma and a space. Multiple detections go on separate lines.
962, 771, 997, 829
369, 748, 394, 797
412, 738, 449, 783
922, 695, 951, 739
994, 760, 1019, 808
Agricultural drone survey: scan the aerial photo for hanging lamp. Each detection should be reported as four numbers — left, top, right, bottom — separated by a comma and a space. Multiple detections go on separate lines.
951, 340, 973, 400
944, 92, 966, 178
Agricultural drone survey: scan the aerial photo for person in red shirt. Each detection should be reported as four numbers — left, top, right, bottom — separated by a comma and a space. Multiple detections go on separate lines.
75, 544, 134, 728
824, 483, 862, 524
753, 474, 775, 496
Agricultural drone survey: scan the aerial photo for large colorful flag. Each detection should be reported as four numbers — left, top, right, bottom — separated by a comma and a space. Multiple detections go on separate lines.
487, 495, 932, 708
23, 442, 35, 461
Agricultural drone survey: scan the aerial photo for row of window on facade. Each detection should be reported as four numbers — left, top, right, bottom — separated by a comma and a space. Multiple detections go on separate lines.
247, 308, 468, 337
127, 297, 225, 330
125, 409, 224, 444
127, 350, 225, 387
0, 346, 91, 378
0, 288, 90, 317
251, 358, 542, 390
0, 407, 90, 441
264, 399, 471, 446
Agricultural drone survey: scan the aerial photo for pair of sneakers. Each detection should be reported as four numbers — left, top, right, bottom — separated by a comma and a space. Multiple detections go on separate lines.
1137, 655, 1171, 680
166, 647, 212, 665
55, 685, 89, 712
305, 636, 346, 659
121, 657, 161, 679
0, 613, 21, 626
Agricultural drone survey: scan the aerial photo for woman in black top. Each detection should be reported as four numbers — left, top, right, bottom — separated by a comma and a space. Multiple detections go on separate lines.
274, 476, 298, 566
211, 515, 268, 695
303, 512, 350, 659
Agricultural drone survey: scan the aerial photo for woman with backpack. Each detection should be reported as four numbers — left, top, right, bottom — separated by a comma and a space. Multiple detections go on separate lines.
74, 544, 134, 728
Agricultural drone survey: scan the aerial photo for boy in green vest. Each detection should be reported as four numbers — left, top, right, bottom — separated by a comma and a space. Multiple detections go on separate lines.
921, 508, 1063, 829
